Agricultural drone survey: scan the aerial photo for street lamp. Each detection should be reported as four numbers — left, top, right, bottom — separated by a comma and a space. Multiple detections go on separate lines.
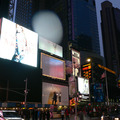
87, 58, 91, 62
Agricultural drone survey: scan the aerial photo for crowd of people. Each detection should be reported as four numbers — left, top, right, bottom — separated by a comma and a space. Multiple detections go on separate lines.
16, 107, 71, 120
15, 104, 119, 120
17, 108, 51, 120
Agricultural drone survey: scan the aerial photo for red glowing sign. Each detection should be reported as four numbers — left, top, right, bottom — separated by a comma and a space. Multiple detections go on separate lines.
81, 63, 92, 79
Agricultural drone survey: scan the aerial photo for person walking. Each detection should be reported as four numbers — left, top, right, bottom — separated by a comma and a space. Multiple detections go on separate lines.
46, 110, 50, 120
42, 110, 46, 120
61, 109, 65, 120
65, 108, 69, 120
39, 109, 42, 120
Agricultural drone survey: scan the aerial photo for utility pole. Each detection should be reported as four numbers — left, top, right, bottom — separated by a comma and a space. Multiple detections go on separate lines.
24, 78, 28, 108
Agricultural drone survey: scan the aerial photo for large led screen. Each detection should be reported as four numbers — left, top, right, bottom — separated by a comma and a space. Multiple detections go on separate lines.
0, 18, 38, 67
39, 36, 63, 57
93, 83, 104, 102
41, 53, 65, 80
78, 77, 89, 95
42, 82, 69, 106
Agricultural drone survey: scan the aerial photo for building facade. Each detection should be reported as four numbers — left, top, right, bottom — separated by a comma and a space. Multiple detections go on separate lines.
0, 0, 9, 19
101, 1, 120, 77
8, 0, 33, 29
69, 0, 100, 55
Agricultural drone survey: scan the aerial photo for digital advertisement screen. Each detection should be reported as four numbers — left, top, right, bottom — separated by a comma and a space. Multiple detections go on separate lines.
78, 77, 89, 95
0, 18, 38, 67
42, 82, 69, 106
93, 83, 104, 102
41, 53, 65, 80
39, 36, 63, 57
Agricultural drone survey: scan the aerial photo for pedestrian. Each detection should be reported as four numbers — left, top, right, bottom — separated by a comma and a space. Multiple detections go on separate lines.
65, 108, 69, 120
42, 110, 46, 120
39, 109, 42, 120
61, 109, 65, 120
31, 109, 35, 120
50, 111, 53, 119
79, 111, 83, 120
34, 108, 38, 120
46, 110, 50, 120
101, 112, 105, 120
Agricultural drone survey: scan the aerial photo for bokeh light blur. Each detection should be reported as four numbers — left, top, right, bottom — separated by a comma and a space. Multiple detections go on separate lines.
32, 10, 63, 44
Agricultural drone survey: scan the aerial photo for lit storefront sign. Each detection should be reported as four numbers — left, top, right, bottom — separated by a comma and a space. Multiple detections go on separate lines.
81, 63, 92, 79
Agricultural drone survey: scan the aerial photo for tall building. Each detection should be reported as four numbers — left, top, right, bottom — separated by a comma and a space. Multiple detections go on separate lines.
101, 1, 120, 76
0, 0, 9, 19
8, 0, 33, 29
69, 0, 100, 54
42, 0, 100, 60
101, 1, 120, 101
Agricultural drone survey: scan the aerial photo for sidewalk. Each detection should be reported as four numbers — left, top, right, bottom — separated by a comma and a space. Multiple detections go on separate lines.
50, 114, 101, 120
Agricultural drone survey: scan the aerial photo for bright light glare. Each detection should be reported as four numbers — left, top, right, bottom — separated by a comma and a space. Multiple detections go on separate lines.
32, 10, 63, 44
87, 58, 91, 62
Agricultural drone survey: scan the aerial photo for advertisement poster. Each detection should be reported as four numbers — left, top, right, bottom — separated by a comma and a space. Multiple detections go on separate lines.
41, 53, 65, 80
93, 83, 104, 102
78, 77, 90, 101
0, 18, 38, 67
42, 82, 69, 106
78, 77, 89, 95
39, 36, 63, 57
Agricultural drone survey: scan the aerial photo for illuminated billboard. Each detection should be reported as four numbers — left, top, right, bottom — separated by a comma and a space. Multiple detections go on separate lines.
41, 53, 65, 80
0, 18, 38, 67
72, 49, 80, 76
39, 36, 63, 57
78, 77, 89, 95
81, 63, 92, 79
42, 82, 69, 105
93, 83, 104, 102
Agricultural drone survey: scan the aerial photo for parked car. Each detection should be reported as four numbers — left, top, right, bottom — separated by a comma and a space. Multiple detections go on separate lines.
0, 110, 24, 120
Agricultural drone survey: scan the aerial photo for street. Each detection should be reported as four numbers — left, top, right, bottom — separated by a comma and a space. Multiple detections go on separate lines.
50, 114, 101, 120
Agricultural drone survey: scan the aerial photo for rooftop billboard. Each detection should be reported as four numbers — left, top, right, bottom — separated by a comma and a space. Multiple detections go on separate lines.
0, 18, 38, 67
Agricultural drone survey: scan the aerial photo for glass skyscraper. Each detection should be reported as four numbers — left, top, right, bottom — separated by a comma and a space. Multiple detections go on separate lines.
69, 0, 100, 54
101, 1, 120, 75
